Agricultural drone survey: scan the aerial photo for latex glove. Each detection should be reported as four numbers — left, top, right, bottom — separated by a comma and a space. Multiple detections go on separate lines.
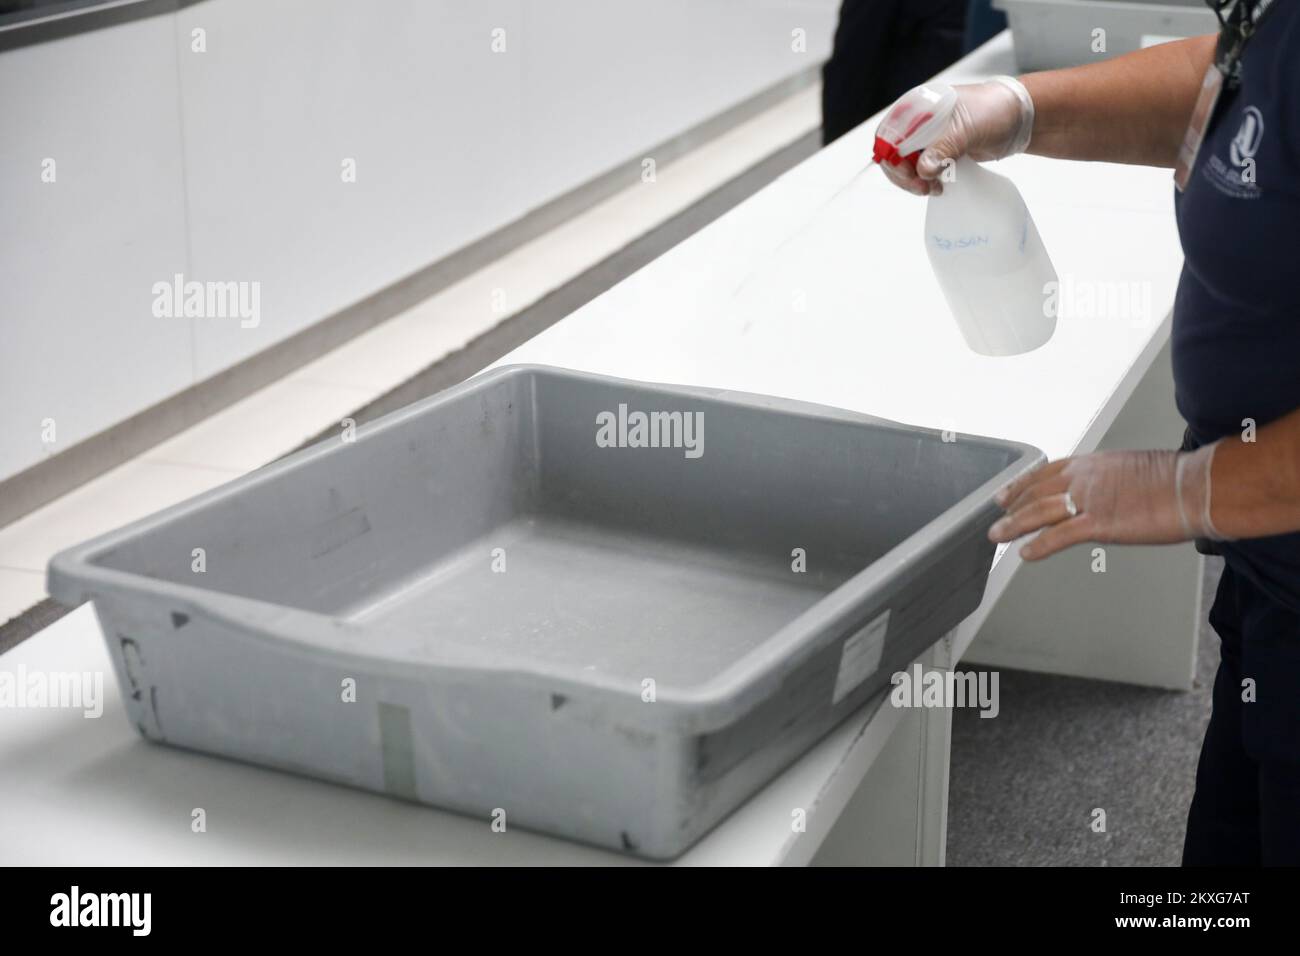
877, 76, 1035, 196
988, 444, 1225, 561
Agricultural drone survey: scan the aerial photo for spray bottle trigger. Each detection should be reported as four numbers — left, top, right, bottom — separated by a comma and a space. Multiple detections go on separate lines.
871, 83, 959, 168
872, 138, 923, 168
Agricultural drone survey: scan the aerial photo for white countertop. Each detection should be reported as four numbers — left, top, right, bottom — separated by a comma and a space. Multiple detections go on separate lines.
0, 33, 1186, 866
495, 36, 1182, 465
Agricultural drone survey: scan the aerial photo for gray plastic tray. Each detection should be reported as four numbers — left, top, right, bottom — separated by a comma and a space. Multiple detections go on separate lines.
994, 0, 1217, 72
48, 364, 1041, 859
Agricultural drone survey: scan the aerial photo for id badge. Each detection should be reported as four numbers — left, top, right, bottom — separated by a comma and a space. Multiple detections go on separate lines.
1175, 65, 1225, 191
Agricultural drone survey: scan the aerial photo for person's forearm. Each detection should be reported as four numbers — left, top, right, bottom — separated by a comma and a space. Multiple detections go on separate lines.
1208, 407, 1300, 539
1020, 35, 1216, 167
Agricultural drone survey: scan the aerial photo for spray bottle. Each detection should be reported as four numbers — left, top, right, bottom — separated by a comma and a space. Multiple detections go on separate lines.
873, 83, 1058, 356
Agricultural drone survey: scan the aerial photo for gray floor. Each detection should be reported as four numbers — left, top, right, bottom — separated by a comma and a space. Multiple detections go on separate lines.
946, 556, 1222, 866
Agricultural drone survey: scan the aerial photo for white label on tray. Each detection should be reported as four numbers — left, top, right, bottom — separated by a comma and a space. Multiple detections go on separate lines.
832, 610, 891, 705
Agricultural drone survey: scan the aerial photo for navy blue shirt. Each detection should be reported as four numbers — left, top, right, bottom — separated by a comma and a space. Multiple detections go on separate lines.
1173, 1, 1300, 611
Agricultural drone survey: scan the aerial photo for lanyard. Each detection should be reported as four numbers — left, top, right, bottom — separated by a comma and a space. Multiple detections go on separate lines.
1208, 0, 1279, 87
1173, 0, 1279, 189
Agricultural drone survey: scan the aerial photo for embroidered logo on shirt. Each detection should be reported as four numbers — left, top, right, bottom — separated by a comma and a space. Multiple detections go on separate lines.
1204, 104, 1264, 200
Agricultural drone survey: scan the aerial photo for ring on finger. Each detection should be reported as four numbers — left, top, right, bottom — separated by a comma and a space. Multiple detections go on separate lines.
1061, 490, 1079, 519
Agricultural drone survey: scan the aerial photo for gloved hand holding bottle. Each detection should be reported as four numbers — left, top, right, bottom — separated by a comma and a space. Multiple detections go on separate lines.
872, 77, 1055, 356
876, 77, 1035, 196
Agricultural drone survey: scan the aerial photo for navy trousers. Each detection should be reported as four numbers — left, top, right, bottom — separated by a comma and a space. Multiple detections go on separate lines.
1183, 563, 1300, 865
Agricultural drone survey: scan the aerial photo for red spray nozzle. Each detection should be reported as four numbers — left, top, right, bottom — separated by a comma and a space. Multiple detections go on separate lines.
872, 137, 922, 167
871, 83, 957, 168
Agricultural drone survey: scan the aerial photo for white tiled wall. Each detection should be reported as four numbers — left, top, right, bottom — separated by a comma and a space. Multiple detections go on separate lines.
0, 14, 193, 480
0, 0, 837, 484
